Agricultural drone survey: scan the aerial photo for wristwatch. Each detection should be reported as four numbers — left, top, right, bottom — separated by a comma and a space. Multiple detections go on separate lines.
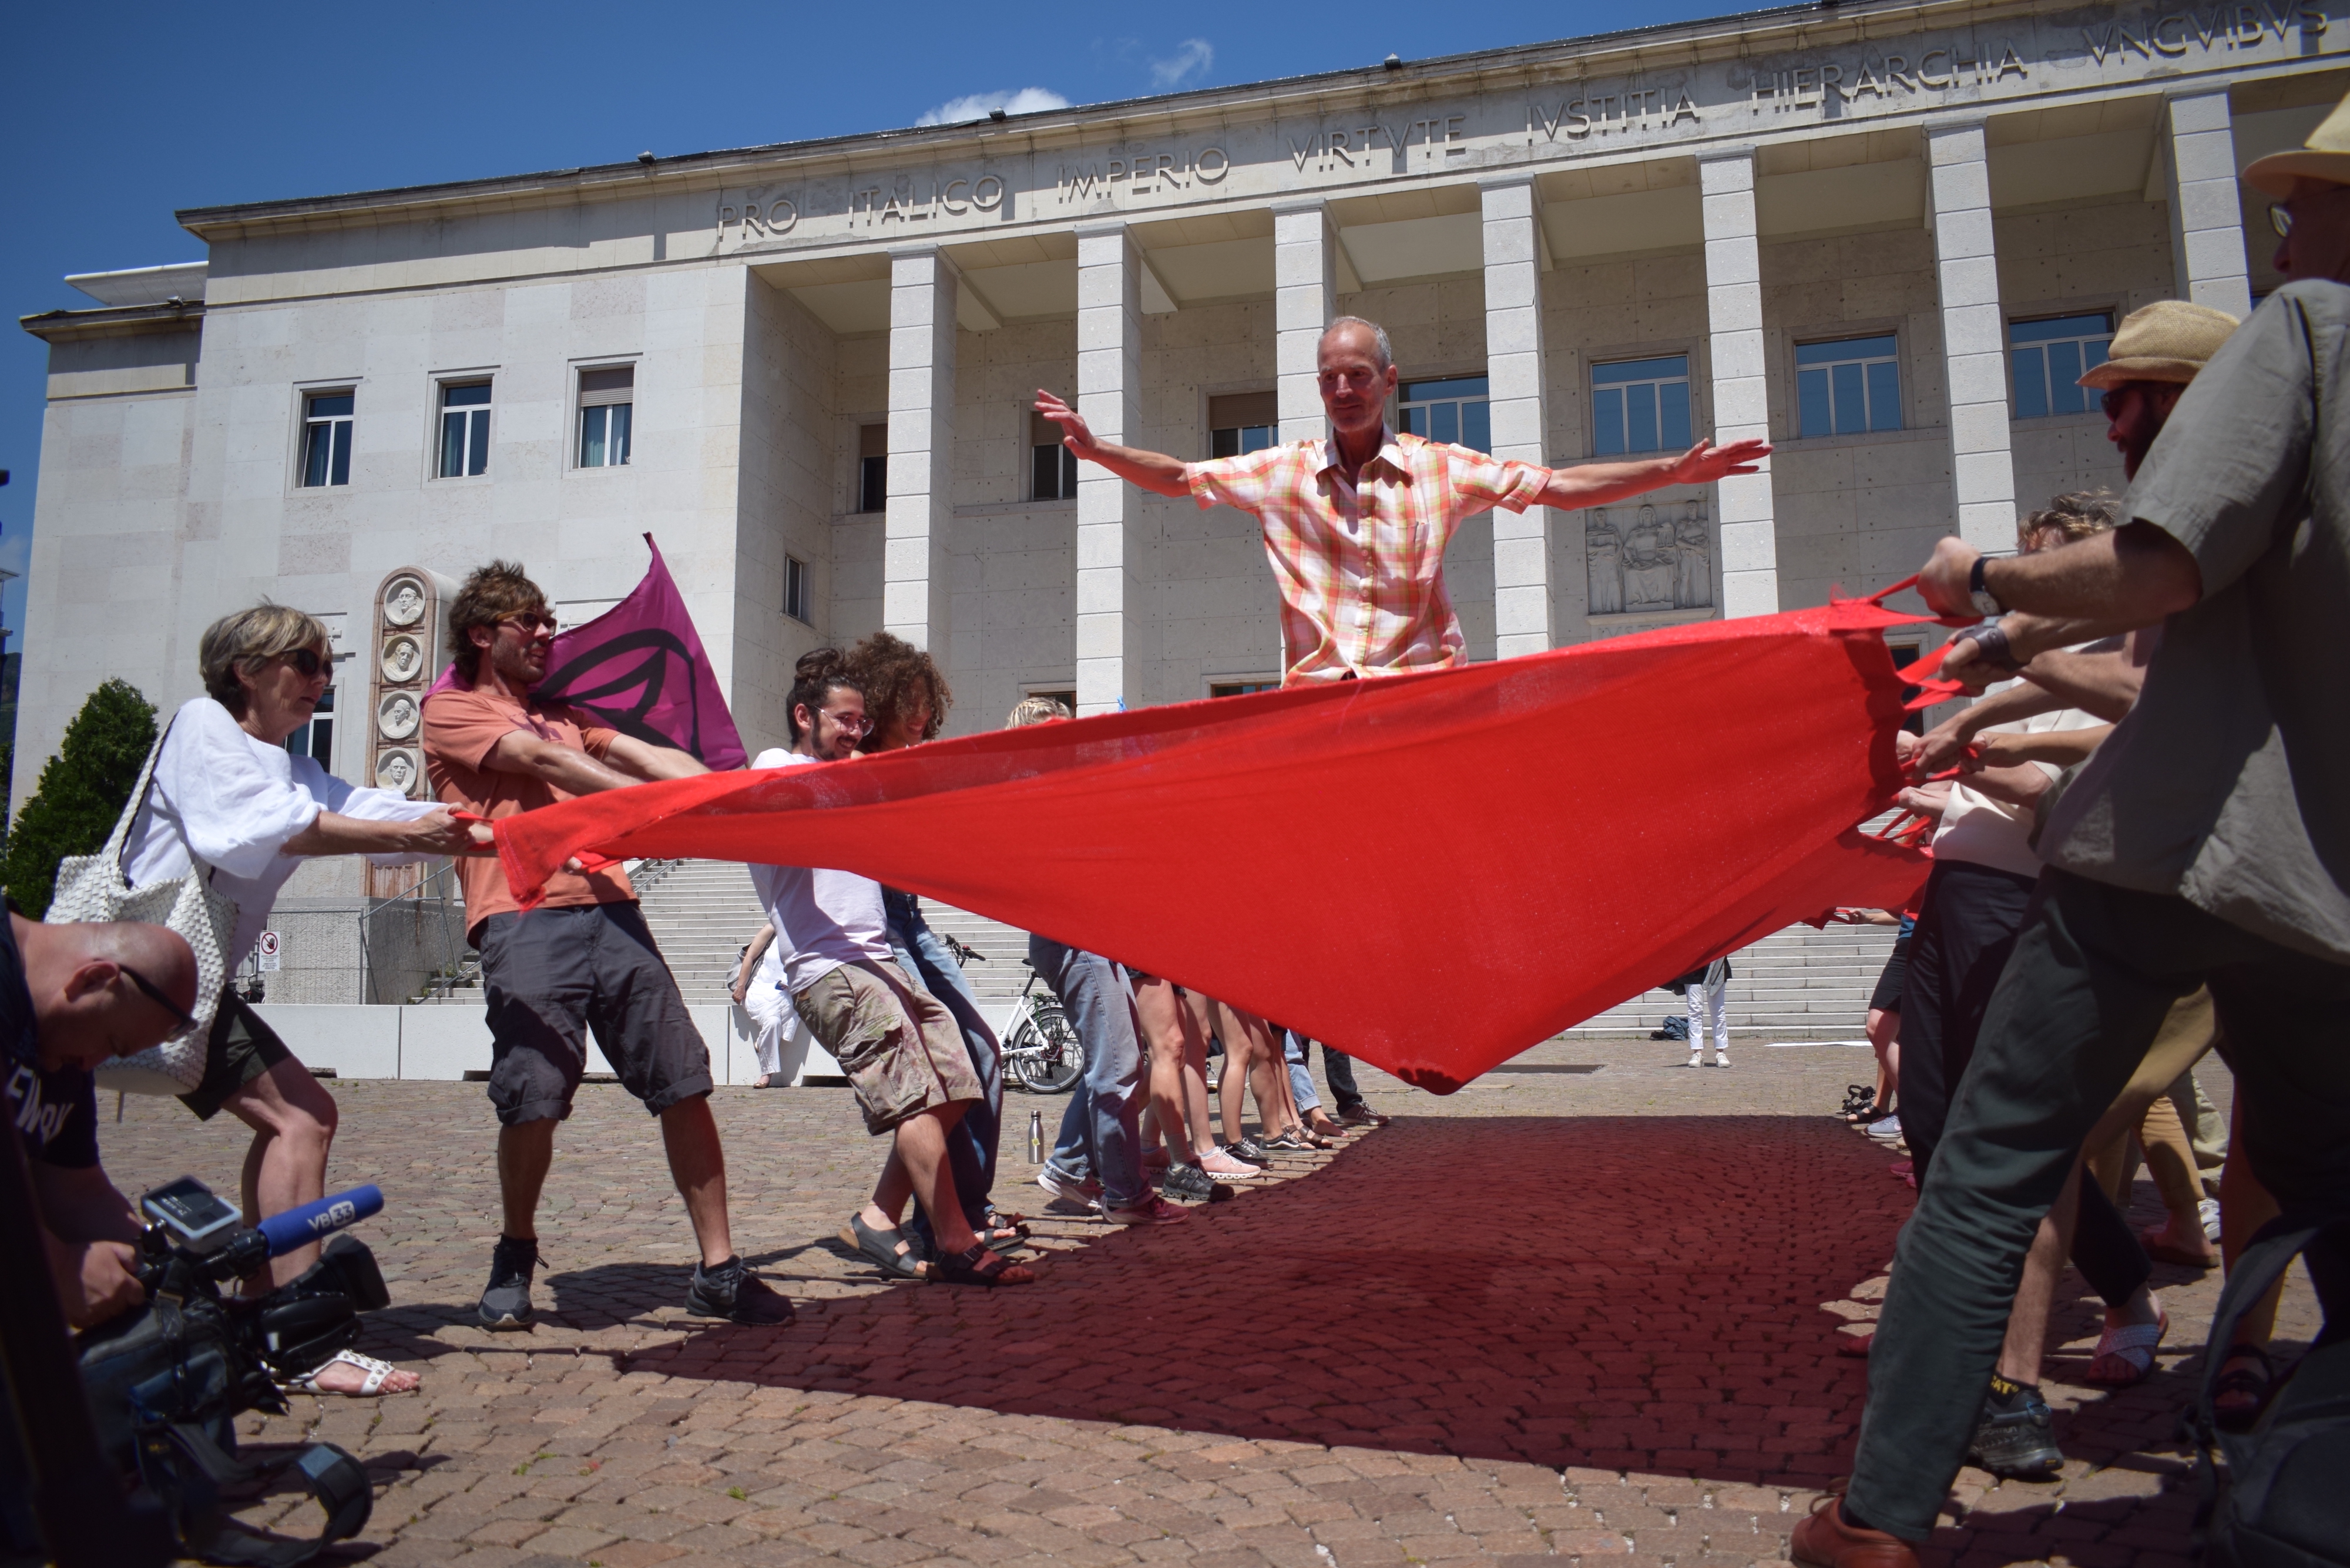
1968, 555, 2005, 617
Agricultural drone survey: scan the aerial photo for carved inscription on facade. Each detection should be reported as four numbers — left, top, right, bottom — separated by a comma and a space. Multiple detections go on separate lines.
1529, 92, 1701, 142
2083, 5, 2326, 61
1055, 149, 1227, 203
1745, 41, 2028, 112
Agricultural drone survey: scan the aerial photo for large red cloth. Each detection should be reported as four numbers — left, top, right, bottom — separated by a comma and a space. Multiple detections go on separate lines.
492, 601, 1932, 1092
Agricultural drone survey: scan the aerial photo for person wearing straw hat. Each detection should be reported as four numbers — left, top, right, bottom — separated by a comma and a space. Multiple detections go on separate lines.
1797, 100, 2350, 1568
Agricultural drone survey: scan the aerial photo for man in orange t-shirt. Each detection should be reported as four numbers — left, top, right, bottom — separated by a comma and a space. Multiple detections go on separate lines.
421, 559, 791, 1329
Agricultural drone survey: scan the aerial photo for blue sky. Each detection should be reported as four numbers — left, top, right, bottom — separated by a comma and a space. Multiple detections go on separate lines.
0, 0, 1744, 684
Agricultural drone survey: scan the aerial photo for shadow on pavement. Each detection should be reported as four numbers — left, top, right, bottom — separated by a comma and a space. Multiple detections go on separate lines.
626, 1116, 1912, 1487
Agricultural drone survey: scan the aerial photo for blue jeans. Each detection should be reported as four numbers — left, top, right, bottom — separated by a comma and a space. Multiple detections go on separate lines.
1283, 1028, 1320, 1113
885, 890, 1002, 1243
1029, 935, 1147, 1209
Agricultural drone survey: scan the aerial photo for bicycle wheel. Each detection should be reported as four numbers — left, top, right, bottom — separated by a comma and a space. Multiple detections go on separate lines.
1011, 1004, 1084, 1094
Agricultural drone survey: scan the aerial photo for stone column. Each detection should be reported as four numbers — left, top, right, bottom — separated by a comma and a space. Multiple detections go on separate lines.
884, 246, 955, 656
1272, 200, 1336, 444
1074, 223, 1144, 716
1698, 147, 1778, 616
1926, 120, 2018, 556
1481, 174, 1553, 656
2166, 90, 2254, 319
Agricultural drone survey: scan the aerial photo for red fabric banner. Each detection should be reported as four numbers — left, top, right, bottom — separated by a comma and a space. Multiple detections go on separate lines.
492, 600, 1933, 1092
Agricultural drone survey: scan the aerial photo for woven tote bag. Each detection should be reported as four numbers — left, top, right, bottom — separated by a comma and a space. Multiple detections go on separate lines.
46, 717, 240, 1095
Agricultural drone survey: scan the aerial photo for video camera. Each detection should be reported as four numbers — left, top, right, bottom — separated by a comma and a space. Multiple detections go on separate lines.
70, 1177, 392, 1565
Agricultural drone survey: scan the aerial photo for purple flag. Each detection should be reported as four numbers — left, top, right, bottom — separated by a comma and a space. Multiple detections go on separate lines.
528, 536, 748, 769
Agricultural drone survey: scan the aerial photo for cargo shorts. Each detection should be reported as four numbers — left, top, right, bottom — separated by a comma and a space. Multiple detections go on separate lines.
792, 959, 981, 1135
476, 902, 713, 1126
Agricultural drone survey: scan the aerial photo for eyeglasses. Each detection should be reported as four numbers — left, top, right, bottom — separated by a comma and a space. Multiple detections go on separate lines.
281, 647, 328, 678
820, 708, 873, 736
120, 965, 199, 1031
499, 612, 559, 635
2271, 203, 2294, 238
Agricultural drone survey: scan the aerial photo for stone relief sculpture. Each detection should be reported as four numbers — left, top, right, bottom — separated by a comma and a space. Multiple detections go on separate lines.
1673, 506, 1714, 609
383, 578, 426, 627
375, 750, 418, 793
1622, 505, 1679, 612
1586, 502, 1714, 616
380, 634, 423, 684
1585, 510, 1624, 616
377, 691, 420, 741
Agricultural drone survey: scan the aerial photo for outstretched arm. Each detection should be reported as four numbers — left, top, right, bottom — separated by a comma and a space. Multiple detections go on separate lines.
1035, 390, 1191, 498
1918, 528, 2201, 688
1537, 438, 1771, 510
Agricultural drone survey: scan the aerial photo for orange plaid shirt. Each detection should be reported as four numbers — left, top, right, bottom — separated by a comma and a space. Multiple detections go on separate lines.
1186, 429, 1555, 684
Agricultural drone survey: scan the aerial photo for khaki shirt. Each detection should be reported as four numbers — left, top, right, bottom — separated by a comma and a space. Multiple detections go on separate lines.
2039, 280, 2350, 963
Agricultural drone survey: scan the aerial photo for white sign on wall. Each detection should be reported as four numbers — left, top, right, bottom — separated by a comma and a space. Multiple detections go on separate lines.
257, 931, 282, 973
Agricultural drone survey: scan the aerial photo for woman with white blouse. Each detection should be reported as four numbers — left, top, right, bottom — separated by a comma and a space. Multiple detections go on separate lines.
123, 605, 481, 1396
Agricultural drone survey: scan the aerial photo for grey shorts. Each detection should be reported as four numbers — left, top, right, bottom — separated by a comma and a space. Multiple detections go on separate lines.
476, 902, 713, 1127
793, 959, 981, 1135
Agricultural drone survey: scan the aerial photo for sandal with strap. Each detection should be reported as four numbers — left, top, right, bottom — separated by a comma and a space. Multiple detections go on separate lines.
986, 1209, 1035, 1238
2213, 1344, 2275, 1433
930, 1242, 1036, 1287
840, 1214, 927, 1280
2084, 1305, 2169, 1386
280, 1348, 412, 1398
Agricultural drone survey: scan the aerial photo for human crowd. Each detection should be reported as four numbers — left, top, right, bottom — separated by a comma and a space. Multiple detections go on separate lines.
7, 92, 2348, 1568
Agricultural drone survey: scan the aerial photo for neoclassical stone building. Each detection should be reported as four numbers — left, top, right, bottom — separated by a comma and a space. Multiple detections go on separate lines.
17, 0, 2342, 813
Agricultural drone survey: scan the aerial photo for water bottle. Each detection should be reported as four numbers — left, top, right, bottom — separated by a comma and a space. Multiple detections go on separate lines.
1027, 1109, 1043, 1164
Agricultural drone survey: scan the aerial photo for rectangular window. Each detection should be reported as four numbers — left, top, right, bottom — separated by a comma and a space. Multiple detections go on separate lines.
282, 684, 335, 765
1795, 335, 1902, 438
1398, 375, 1492, 454
1208, 390, 1279, 459
577, 365, 633, 468
1027, 687, 1077, 713
1029, 409, 1079, 499
1591, 355, 1692, 456
856, 423, 887, 512
437, 381, 491, 478
784, 555, 810, 622
1209, 679, 1281, 698
300, 392, 354, 488
2009, 313, 2113, 419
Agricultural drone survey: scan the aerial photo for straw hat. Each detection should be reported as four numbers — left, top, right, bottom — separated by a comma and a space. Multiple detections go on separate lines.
2244, 91, 2350, 197
2076, 300, 2240, 390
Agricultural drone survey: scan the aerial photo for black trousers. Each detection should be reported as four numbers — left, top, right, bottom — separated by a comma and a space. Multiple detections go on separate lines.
1847, 870, 2350, 1540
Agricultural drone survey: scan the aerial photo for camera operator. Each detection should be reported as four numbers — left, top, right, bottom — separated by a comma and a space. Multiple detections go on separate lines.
2, 911, 200, 1329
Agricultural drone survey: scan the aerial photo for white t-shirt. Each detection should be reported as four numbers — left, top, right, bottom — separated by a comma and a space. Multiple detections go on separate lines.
123, 697, 442, 962
1931, 683, 2107, 879
746, 748, 891, 994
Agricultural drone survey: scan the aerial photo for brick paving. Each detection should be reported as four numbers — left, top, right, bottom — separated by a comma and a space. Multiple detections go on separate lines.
91, 1038, 2314, 1568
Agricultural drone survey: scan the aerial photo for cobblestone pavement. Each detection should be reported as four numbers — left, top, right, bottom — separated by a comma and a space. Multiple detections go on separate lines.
91, 1038, 2314, 1568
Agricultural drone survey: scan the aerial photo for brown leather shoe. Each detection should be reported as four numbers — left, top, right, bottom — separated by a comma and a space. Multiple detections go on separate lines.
1790, 1489, 1921, 1568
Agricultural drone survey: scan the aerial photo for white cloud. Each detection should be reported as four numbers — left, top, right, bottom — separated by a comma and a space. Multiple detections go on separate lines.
1149, 38, 1213, 90
916, 86, 1071, 126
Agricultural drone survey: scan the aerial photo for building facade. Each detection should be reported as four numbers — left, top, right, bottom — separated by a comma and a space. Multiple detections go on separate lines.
17, 0, 2344, 825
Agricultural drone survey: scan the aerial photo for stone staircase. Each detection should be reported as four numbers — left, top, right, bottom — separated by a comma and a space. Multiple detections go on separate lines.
631, 858, 1896, 1036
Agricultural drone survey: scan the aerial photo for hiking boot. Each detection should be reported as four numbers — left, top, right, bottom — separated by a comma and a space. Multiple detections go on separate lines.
1161, 1162, 1234, 1203
686, 1255, 797, 1325
478, 1235, 541, 1330
1967, 1384, 2062, 1478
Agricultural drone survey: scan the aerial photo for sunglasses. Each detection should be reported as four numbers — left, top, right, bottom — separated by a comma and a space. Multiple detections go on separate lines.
280, 647, 328, 678
822, 708, 874, 736
499, 612, 559, 635
2271, 204, 2294, 238
122, 965, 199, 1032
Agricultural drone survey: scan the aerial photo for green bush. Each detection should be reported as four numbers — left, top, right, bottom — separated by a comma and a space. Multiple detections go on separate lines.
1, 679, 158, 917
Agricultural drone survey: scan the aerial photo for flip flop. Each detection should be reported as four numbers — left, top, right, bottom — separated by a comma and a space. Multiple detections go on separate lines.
279, 1348, 412, 1397
2084, 1307, 2169, 1386
840, 1214, 927, 1280
2138, 1226, 2220, 1268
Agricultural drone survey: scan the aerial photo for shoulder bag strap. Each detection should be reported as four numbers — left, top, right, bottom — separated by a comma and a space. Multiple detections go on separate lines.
108, 715, 180, 888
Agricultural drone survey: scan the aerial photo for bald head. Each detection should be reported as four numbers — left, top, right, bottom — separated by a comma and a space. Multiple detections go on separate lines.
11, 914, 200, 1073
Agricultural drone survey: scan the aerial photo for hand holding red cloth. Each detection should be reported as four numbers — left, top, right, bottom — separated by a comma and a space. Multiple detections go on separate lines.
493, 601, 1933, 1091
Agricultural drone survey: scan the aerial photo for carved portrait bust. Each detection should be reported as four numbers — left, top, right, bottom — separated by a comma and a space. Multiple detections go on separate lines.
382, 579, 427, 627
377, 691, 420, 741
380, 634, 424, 684
375, 749, 419, 794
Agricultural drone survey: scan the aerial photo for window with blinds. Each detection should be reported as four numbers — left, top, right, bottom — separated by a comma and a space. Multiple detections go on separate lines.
576, 365, 634, 468
1208, 390, 1279, 458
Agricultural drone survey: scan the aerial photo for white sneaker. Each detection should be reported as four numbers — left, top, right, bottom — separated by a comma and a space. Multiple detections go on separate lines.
1685, 1053, 1703, 1069
1865, 1114, 1904, 1141
2200, 1196, 2223, 1246
1037, 1166, 1100, 1206
1713, 1055, 1731, 1069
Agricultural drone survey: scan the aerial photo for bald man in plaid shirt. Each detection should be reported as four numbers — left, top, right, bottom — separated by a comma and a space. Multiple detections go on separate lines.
1036, 317, 1769, 685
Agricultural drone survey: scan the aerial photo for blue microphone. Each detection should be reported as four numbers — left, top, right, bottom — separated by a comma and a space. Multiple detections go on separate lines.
254, 1186, 384, 1260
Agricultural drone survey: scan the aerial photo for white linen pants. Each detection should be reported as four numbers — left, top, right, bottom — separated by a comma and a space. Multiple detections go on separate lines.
1686, 966, 1728, 1059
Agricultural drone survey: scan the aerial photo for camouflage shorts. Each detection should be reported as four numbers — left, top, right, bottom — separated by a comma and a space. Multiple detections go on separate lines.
792, 959, 981, 1134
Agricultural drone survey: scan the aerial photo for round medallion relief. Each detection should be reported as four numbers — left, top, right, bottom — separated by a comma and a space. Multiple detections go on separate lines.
380, 634, 424, 684
377, 691, 420, 741
374, 748, 420, 795
382, 578, 427, 627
